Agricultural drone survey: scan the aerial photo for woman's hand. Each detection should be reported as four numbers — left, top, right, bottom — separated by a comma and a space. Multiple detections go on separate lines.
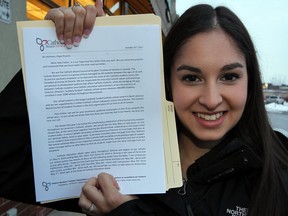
44, 0, 105, 48
79, 173, 138, 215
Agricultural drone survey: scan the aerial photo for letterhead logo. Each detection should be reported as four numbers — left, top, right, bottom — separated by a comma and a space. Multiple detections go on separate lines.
36, 38, 65, 51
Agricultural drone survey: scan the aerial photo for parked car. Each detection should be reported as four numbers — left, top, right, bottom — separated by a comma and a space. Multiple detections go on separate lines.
265, 95, 277, 104
275, 96, 285, 105
265, 95, 285, 104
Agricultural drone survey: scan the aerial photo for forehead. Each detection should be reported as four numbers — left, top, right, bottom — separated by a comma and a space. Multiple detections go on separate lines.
174, 29, 245, 66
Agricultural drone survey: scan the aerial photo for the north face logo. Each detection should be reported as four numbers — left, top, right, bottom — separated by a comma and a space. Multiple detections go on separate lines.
226, 206, 248, 216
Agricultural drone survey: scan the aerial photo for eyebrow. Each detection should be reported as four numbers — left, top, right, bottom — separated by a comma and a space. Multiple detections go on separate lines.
221, 63, 244, 71
176, 62, 244, 73
176, 65, 201, 73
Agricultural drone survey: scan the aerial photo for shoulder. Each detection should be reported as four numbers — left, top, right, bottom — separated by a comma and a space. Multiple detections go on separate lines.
275, 130, 288, 150
0, 69, 27, 119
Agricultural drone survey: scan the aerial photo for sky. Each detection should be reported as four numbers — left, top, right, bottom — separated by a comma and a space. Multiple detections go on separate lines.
175, 0, 288, 85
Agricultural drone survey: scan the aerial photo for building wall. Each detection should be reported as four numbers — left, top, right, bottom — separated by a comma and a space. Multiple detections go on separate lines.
0, 1, 27, 92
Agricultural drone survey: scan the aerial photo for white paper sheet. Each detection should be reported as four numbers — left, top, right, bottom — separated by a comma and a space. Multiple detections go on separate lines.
22, 24, 166, 202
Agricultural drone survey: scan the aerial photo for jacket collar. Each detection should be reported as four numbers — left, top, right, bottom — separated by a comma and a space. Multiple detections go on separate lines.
187, 137, 262, 184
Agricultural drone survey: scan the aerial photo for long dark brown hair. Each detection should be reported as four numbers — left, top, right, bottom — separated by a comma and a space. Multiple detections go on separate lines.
163, 4, 288, 216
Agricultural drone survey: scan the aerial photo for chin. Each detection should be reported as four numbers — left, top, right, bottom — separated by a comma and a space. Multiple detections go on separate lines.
193, 130, 227, 142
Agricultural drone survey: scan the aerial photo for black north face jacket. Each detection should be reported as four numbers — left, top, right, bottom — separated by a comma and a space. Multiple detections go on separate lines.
1, 70, 288, 215
107, 137, 264, 216
106, 118, 288, 215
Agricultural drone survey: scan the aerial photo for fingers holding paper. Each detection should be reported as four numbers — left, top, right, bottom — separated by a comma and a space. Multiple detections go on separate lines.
79, 173, 138, 215
44, 0, 105, 48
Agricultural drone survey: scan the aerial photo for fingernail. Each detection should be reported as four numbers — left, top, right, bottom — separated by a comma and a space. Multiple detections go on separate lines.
66, 38, 73, 49
59, 35, 64, 44
83, 29, 91, 38
73, 36, 81, 47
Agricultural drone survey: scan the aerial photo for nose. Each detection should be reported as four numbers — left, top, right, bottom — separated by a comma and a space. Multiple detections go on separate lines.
198, 83, 223, 111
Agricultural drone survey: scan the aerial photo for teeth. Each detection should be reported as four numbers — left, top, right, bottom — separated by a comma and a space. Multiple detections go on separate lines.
197, 112, 223, 121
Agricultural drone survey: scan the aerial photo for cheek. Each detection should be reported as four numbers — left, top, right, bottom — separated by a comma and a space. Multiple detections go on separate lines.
171, 82, 192, 111
171, 81, 184, 108
237, 94, 247, 112
230, 83, 248, 112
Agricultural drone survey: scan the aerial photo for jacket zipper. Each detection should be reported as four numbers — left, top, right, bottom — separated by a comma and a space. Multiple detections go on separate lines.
178, 179, 194, 216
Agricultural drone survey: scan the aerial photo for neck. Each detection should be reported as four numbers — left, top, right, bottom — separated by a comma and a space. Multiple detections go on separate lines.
178, 131, 218, 179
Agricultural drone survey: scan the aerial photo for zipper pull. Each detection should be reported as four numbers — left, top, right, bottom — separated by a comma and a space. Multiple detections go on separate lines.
178, 180, 194, 215
178, 179, 187, 195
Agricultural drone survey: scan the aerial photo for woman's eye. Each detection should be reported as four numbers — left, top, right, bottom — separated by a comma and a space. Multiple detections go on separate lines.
221, 73, 240, 81
181, 75, 200, 83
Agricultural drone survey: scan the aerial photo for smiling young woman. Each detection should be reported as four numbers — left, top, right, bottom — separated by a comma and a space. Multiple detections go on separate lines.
164, 4, 288, 216
44, 3, 288, 216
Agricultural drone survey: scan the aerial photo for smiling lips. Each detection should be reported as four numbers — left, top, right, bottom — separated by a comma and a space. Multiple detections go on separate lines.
196, 112, 224, 121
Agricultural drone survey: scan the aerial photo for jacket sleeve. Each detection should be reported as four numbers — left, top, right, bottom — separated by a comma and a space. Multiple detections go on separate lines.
0, 70, 35, 202
107, 199, 156, 216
